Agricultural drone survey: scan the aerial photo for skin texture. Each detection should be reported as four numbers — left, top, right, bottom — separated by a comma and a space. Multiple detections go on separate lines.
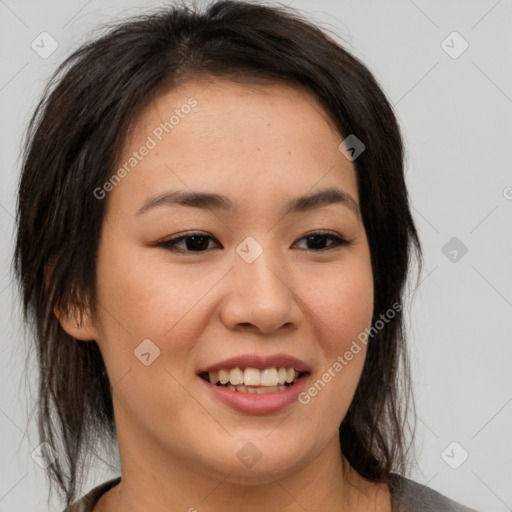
58, 78, 391, 511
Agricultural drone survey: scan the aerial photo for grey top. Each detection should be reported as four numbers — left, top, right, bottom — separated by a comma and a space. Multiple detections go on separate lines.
63, 474, 479, 511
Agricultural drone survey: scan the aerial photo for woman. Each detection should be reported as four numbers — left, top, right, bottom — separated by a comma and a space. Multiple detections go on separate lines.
14, 1, 478, 511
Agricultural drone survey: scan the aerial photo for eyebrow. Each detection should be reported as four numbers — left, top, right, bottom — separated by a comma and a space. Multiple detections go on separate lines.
136, 187, 360, 217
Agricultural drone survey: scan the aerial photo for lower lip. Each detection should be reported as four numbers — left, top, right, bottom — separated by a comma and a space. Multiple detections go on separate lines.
198, 374, 310, 414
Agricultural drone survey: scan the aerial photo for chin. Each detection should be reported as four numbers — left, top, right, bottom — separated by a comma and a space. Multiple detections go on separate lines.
195, 435, 318, 485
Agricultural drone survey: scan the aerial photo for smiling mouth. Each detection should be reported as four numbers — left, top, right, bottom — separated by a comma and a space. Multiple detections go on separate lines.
199, 367, 308, 394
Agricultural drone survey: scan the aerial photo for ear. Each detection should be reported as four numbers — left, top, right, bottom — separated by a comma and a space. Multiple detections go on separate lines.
46, 259, 99, 342
53, 304, 99, 342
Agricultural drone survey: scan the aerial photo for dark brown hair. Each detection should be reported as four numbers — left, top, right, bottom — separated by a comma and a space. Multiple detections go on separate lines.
14, 0, 421, 507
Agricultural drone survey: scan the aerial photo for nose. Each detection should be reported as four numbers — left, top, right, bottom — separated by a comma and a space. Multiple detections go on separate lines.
219, 247, 303, 334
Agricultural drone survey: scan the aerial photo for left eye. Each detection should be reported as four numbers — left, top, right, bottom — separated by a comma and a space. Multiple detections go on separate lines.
293, 232, 349, 251
157, 231, 349, 253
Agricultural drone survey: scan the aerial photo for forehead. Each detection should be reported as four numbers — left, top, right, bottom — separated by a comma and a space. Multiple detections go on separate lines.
106, 78, 358, 217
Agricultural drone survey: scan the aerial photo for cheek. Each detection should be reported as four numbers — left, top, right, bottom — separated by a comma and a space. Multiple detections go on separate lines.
304, 256, 374, 349
93, 243, 206, 420
95, 236, 208, 335
93, 234, 229, 387
298, 257, 373, 421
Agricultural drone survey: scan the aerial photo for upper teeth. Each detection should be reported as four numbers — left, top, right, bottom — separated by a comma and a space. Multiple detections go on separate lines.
209, 367, 299, 387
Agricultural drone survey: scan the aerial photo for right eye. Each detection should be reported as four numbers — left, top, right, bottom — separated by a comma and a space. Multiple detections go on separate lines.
156, 232, 221, 253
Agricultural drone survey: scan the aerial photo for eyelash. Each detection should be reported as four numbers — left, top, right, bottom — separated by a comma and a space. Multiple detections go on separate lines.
156, 231, 350, 254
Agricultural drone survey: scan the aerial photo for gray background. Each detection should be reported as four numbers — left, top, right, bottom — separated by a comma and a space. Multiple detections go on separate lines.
1, 0, 511, 510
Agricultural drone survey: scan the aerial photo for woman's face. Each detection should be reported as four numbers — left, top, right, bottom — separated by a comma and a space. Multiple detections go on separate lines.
83, 78, 374, 482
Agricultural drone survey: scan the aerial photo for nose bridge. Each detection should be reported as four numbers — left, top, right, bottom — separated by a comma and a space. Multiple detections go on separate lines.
220, 237, 301, 333
237, 240, 290, 304
242, 248, 284, 296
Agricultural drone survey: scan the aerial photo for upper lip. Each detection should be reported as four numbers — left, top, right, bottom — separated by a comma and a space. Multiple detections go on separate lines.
197, 353, 311, 374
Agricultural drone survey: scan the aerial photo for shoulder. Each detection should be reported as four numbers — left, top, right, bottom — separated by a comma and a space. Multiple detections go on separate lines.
61, 477, 121, 512
389, 473, 479, 512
